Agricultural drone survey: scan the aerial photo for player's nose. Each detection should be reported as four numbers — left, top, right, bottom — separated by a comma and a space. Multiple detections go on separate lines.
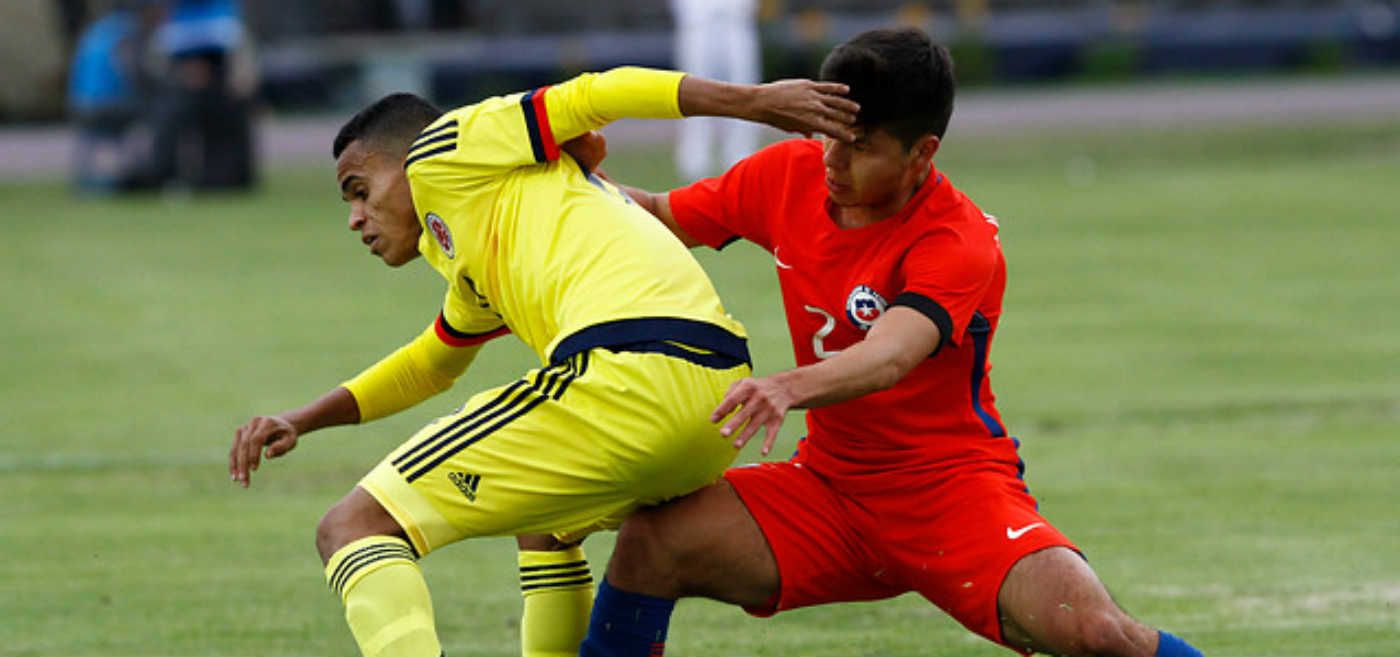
823, 140, 850, 170
347, 206, 367, 231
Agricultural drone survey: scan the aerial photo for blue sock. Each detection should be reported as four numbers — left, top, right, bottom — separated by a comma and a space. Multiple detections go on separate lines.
1155, 630, 1203, 657
578, 577, 676, 657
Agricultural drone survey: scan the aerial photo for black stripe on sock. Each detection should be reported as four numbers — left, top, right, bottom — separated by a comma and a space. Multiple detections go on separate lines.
518, 559, 589, 573
519, 567, 593, 583
330, 544, 414, 596
519, 575, 594, 592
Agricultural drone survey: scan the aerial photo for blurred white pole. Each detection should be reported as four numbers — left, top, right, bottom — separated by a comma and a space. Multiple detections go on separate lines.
671, 0, 761, 180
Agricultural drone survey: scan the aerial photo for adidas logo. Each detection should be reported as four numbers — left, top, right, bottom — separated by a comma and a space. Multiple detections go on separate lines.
448, 471, 482, 501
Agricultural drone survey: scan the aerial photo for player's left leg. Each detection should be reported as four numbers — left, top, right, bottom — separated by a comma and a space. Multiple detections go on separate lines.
516, 534, 593, 657
998, 548, 1203, 657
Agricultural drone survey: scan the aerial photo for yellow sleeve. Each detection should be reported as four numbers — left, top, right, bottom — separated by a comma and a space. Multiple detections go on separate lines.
404, 67, 685, 177
341, 316, 489, 423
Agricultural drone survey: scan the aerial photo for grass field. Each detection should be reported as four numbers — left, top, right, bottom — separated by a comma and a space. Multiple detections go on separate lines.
2, 116, 1398, 656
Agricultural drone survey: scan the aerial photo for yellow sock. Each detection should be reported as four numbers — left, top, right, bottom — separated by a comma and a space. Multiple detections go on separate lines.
325, 536, 440, 657
518, 546, 594, 657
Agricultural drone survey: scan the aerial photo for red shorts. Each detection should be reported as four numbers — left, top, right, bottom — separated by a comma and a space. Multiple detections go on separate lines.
724, 459, 1076, 649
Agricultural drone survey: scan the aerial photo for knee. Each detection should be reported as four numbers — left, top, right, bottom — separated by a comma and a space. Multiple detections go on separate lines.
1072, 609, 1144, 657
315, 502, 353, 563
609, 510, 683, 594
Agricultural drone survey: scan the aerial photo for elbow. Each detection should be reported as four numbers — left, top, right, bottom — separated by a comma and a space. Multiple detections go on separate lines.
870, 360, 908, 393
873, 349, 924, 391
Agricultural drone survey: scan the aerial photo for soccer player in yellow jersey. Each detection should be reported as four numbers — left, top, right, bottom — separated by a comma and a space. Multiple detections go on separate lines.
228, 66, 858, 657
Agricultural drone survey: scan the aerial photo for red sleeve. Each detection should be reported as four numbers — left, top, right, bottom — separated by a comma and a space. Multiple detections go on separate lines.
896, 226, 999, 348
668, 141, 806, 252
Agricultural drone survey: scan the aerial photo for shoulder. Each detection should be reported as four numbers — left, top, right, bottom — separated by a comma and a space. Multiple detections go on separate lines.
739, 138, 822, 173
908, 177, 1001, 260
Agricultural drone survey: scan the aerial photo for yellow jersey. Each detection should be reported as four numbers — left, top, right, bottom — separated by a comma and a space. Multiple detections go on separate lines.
345, 67, 747, 420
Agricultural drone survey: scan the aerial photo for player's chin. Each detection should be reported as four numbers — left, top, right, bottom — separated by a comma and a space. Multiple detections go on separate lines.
826, 190, 859, 206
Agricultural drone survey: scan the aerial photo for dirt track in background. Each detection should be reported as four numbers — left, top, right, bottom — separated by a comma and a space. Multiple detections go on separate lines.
3, 74, 1398, 182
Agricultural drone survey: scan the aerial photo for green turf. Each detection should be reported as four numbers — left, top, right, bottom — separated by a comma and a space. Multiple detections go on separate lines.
2, 117, 1398, 656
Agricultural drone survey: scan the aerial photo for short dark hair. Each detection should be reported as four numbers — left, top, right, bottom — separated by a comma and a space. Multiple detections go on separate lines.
332, 93, 444, 159
818, 27, 955, 146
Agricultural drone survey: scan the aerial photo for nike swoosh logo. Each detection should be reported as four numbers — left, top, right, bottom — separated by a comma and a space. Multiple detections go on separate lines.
1006, 523, 1045, 540
774, 247, 794, 270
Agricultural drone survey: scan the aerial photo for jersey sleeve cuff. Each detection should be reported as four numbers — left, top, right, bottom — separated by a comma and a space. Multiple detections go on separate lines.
668, 188, 741, 250
892, 292, 953, 357
435, 312, 510, 347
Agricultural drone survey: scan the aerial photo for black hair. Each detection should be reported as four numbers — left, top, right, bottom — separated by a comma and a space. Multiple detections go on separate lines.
332, 93, 444, 159
818, 27, 955, 147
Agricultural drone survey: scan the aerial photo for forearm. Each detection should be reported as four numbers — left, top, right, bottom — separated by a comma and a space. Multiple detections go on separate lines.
677, 75, 759, 121
342, 324, 480, 422
280, 386, 360, 435
773, 307, 940, 408
772, 340, 910, 409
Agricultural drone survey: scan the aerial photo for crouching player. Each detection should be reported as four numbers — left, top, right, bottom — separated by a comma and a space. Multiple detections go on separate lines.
229, 66, 859, 656
581, 28, 1206, 657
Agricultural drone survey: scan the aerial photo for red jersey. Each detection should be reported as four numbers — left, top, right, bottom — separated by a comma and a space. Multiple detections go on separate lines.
670, 139, 1021, 482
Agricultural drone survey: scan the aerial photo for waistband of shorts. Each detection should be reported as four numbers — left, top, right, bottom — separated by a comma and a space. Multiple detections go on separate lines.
550, 317, 751, 370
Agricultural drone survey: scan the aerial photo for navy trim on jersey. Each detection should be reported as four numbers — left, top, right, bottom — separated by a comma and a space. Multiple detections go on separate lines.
521, 88, 548, 163
891, 291, 953, 357
607, 340, 748, 370
399, 363, 577, 483
407, 131, 457, 155
436, 311, 505, 341
968, 311, 1007, 437
392, 359, 579, 482
550, 317, 751, 369
413, 119, 458, 145
404, 143, 455, 169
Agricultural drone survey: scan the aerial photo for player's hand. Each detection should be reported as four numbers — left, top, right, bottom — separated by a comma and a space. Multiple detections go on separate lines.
750, 80, 860, 142
562, 130, 607, 173
229, 414, 300, 488
711, 376, 794, 456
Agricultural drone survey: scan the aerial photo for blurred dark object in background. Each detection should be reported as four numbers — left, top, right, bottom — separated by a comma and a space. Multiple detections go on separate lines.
68, 0, 164, 193
5, 0, 1400, 126
122, 0, 258, 192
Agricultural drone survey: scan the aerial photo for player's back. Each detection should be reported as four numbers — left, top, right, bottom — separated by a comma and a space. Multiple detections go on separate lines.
486, 160, 745, 363
406, 93, 745, 366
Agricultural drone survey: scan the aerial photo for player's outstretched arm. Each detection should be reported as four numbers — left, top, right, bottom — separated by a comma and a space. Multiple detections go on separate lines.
678, 76, 860, 142
229, 386, 360, 488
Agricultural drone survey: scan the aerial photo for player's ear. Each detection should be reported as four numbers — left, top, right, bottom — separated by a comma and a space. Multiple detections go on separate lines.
910, 134, 940, 166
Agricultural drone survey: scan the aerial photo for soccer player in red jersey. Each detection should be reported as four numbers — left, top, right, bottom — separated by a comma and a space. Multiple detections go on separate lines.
579, 28, 1204, 657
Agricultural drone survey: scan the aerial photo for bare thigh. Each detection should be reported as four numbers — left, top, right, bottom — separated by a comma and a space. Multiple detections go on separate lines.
606, 479, 778, 606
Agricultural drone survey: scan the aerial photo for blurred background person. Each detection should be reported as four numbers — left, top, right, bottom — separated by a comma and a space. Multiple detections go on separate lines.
670, 0, 761, 180
126, 0, 257, 191
68, 0, 165, 194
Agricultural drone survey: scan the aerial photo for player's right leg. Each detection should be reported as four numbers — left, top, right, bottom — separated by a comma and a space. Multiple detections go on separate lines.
582, 462, 899, 657
317, 486, 441, 657
341, 347, 744, 657
580, 480, 777, 657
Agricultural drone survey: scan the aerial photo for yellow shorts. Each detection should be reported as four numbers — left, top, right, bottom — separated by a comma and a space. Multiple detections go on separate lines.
359, 346, 750, 556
